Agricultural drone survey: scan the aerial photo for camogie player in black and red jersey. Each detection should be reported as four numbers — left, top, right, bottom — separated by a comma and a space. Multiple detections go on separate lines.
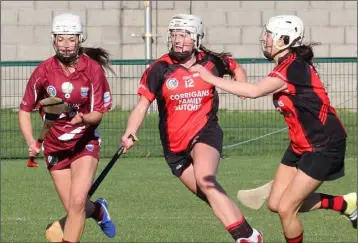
120, 14, 263, 243
191, 15, 357, 243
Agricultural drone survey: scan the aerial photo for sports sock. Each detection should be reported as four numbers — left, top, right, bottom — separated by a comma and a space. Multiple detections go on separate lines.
62, 240, 79, 243
320, 194, 347, 213
285, 231, 303, 243
90, 201, 104, 221
225, 216, 253, 241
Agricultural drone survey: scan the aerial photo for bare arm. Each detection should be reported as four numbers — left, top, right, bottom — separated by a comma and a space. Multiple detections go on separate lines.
233, 65, 248, 99
120, 96, 151, 152
121, 61, 163, 150
191, 64, 287, 98
204, 75, 286, 98
82, 111, 103, 125
124, 96, 151, 136
233, 65, 247, 83
18, 110, 36, 146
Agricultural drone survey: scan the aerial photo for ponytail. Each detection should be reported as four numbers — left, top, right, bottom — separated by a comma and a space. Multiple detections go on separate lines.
291, 42, 321, 66
79, 47, 116, 75
199, 45, 235, 79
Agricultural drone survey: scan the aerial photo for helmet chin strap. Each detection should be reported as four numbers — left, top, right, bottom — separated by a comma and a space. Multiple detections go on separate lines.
169, 48, 195, 63
263, 48, 285, 61
53, 44, 80, 66
55, 52, 79, 66
263, 42, 289, 61
264, 36, 302, 61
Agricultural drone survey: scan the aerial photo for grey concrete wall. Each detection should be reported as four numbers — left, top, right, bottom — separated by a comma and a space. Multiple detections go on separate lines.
1, 1, 356, 111
1, 1, 357, 60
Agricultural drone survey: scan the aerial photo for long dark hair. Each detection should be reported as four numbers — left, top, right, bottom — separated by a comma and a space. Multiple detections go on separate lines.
79, 47, 116, 75
199, 45, 236, 79
291, 42, 321, 66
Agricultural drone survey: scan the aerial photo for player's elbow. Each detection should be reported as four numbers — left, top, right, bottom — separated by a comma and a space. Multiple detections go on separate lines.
243, 92, 259, 99
245, 85, 264, 99
234, 66, 247, 82
83, 111, 103, 125
137, 103, 150, 114
128, 102, 149, 124
94, 112, 104, 124
136, 96, 151, 114
238, 90, 259, 99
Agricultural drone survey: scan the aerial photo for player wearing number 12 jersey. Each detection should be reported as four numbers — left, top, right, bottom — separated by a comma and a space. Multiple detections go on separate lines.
120, 14, 263, 243
18, 13, 115, 243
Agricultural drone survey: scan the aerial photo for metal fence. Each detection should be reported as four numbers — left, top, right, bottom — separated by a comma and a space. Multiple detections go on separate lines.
0, 58, 356, 159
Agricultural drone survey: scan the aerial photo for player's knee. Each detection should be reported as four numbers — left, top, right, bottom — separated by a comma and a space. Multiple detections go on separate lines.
68, 194, 87, 214
195, 175, 217, 192
267, 196, 279, 213
277, 201, 295, 219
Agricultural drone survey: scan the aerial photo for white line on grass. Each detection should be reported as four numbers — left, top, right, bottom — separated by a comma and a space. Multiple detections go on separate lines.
223, 127, 287, 149
222, 95, 357, 150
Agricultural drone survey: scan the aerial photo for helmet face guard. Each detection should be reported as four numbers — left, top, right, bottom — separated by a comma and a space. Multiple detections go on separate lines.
167, 14, 204, 62
52, 34, 82, 65
260, 29, 275, 61
168, 29, 196, 62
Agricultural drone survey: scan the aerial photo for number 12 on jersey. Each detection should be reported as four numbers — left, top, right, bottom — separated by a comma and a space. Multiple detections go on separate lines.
184, 78, 194, 88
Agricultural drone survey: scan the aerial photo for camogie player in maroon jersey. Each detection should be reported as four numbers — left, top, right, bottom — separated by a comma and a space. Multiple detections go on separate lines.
19, 13, 116, 243
120, 14, 263, 243
190, 15, 357, 243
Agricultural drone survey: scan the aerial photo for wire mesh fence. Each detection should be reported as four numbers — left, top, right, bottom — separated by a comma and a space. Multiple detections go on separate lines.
0, 58, 356, 159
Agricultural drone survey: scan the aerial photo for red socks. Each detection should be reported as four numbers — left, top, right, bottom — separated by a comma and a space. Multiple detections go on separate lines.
320, 194, 347, 212
285, 232, 303, 243
225, 216, 253, 241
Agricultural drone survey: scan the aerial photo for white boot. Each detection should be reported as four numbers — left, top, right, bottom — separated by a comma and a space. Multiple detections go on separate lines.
235, 229, 263, 243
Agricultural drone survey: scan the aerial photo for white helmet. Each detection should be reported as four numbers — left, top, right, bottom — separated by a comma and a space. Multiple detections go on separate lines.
263, 15, 304, 50
51, 13, 84, 42
51, 13, 85, 64
167, 13, 204, 50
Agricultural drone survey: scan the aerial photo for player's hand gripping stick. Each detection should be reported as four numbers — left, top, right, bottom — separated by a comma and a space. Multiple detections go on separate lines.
26, 97, 69, 168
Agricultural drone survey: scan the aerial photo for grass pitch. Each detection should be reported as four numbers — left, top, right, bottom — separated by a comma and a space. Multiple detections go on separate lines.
1, 155, 356, 242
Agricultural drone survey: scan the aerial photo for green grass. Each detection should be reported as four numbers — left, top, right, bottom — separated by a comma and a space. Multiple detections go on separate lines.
1, 108, 357, 159
1, 155, 357, 242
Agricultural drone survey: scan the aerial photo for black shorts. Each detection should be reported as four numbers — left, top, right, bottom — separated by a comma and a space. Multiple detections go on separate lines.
281, 139, 346, 181
164, 122, 223, 177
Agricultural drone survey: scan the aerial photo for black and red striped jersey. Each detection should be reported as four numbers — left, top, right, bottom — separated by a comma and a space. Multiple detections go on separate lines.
137, 51, 237, 153
270, 52, 347, 154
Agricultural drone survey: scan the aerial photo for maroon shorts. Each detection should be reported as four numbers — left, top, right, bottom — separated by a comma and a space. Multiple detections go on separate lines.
44, 139, 100, 171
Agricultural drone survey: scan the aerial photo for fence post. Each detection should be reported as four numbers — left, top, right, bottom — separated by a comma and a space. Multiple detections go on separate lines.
144, 0, 152, 61
143, 0, 155, 113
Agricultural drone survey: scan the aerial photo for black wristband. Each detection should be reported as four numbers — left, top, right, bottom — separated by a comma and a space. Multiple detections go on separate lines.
45, 113, 60, 121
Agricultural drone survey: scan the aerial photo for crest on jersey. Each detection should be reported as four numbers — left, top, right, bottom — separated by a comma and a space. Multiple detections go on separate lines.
47, 155, 58, 166
86, 144, 94, 152
81, 87, 89, 97
61, 81, 74, 99
166, 78, 178, 90
46, 86, 57, 97
103, 92, 111, 103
